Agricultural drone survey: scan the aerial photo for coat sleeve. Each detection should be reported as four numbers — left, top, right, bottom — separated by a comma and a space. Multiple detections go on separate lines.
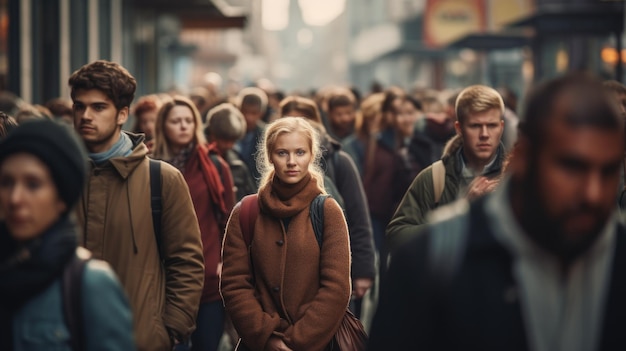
220, 205, 283, 351
368, 231, 437, 351
83, 259, 136, 351
386, 165, 435, 255
334, 150, 376, 280
160, 165, 205, 341
282, 198, 352, 351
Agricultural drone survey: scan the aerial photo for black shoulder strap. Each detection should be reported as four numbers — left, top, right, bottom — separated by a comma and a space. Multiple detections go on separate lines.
209, 152, 225, 186
310, 194, 329, 249
62, 248, 92, 351
149, 159, 163, 259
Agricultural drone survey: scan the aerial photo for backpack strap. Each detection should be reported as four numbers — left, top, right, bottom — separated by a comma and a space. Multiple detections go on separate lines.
238, 193, 328, 250
209, 152, 225, 186
62, 247, 92, 351
149, 159, 163, 259
431, 160, 446, 206
309, 194, 329, 249
239, 194, 259, 248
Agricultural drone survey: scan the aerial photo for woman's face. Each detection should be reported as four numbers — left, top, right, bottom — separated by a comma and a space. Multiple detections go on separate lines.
138, 110, 158, 139
270, 131, 312, 184
0, 153, 67, 241
164, 105, 195, 149
395, 100, 419, 138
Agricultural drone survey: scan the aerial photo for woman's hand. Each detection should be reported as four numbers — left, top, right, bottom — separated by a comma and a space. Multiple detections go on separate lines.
264, 336, 293, 351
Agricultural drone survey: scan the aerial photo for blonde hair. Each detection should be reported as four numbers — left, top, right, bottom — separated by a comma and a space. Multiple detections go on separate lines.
257, 117, 326, 192
153, 95, 206, 160
455, 85, 505, 124
356, 93, 385, 138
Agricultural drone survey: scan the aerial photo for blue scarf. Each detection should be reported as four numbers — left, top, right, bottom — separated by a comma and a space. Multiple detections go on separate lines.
88, 132, 133, 165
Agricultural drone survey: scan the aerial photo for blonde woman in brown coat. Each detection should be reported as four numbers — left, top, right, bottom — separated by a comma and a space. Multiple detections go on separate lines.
221, 117, 351, 351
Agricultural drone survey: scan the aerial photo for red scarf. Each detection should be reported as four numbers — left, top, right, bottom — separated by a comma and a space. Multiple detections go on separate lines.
197, 143, 229, 217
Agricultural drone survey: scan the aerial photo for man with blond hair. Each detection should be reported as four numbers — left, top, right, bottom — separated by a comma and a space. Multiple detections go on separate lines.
386, 85, 506, 252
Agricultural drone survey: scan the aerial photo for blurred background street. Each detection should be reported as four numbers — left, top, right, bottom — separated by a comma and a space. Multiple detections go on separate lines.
0, 0, 624, 115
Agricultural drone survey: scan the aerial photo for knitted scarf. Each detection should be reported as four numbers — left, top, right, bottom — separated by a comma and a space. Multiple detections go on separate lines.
0, 217, 77, 350
88, 132, 133, 165
258, 172, 321, 219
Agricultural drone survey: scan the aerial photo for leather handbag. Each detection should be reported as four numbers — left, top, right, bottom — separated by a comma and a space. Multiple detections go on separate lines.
332, 309, 368, 351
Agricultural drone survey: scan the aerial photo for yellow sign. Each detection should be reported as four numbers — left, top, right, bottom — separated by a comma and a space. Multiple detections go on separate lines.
424, 0, 486, 48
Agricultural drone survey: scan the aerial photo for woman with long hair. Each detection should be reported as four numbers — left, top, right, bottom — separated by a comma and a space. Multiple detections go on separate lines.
221, 117, 351, 351
152, 95, 235, 351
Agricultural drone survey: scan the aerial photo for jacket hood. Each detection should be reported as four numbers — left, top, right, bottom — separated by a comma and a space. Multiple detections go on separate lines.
106, 132, 149, 179
442, 134, 463, 158
320, 132, 341, 157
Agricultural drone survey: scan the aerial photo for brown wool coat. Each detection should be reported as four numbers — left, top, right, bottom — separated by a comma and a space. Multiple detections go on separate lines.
76, 133, 205, 351
221, 175, 351, 351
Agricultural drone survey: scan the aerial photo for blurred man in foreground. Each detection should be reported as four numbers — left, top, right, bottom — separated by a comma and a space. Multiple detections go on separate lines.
369, 73, 626, 351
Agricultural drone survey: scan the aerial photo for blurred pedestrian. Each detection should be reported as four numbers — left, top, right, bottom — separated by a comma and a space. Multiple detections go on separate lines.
132, 94, 164, 153
69, 60, 204, 351
324, 87, 357, 143
0, 119, 134, 350
387, 85, 506, 253
153, 95, 235, 351
221, 117, 351, 351
369, 73, 626, 351
204, 102, 256, 201
234, 87, 268, 185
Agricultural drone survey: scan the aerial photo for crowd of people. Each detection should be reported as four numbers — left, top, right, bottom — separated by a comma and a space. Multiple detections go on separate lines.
1, 58, 626, 351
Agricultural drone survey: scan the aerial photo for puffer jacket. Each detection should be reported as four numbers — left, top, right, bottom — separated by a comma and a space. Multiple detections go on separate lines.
12, 253, 135, 351
76, 132, 205, 351
386, 135, 505, 253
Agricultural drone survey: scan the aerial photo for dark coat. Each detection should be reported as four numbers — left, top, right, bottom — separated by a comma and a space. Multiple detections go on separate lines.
369, 196, 626, 351
320, 135, 376, 280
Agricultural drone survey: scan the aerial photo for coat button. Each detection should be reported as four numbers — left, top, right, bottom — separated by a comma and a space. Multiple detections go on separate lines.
276, 240, 284, 246
273, 286, 280, 293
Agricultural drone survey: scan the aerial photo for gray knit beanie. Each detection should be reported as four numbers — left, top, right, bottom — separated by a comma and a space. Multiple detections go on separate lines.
204, 103, 246, 141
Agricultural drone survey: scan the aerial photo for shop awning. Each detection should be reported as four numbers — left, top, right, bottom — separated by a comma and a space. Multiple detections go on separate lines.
506, 2, 623, 34
448, 31, 532, 50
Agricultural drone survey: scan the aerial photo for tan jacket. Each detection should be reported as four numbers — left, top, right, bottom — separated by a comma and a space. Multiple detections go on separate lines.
221, 175, 351, 351
76, 133, 204, 351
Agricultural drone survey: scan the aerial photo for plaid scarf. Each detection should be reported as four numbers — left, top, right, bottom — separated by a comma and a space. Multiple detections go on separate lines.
169, 142, 195, 171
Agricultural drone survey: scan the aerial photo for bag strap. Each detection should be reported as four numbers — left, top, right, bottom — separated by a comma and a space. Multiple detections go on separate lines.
149, 159, 163, 259
431, 160, 446, 206
62, 247, 92, 351
209, 152, 225, 187
310, 194, 329, 249
239, 194, 259, 248
238, 194, 328, 250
